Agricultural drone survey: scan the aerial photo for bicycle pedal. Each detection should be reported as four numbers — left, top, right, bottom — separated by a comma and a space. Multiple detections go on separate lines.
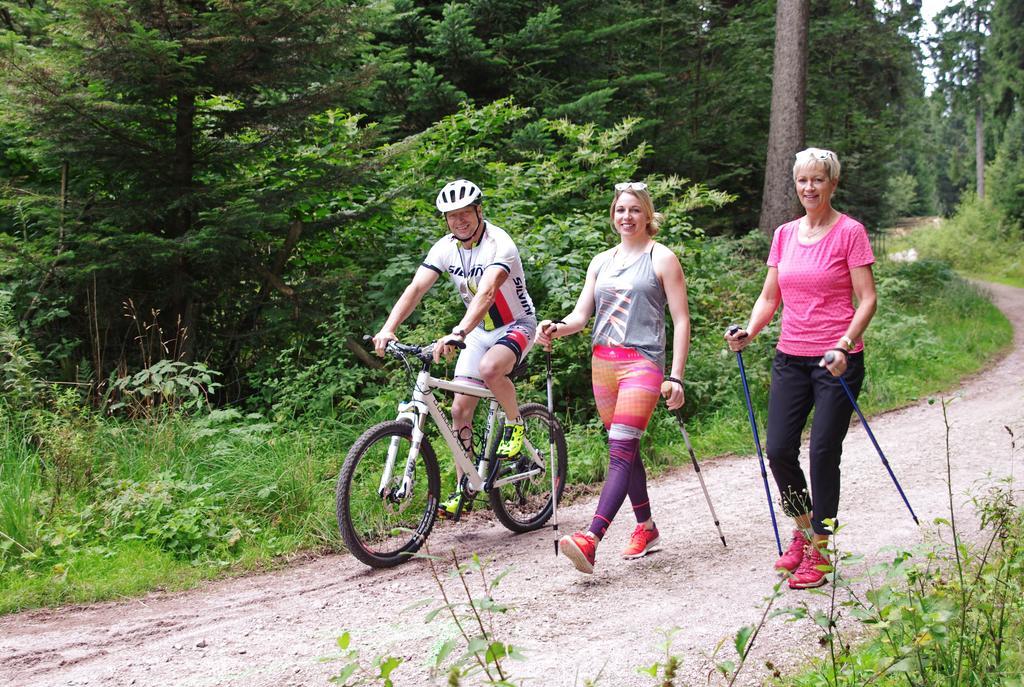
438, 491, 475, 521
457, 493, 476, 518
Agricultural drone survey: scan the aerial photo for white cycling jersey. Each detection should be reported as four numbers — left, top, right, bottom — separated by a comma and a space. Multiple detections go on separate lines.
422, 221, 536, 331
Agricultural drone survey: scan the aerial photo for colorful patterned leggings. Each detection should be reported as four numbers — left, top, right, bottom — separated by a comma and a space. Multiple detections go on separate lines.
588, 345, 663, 539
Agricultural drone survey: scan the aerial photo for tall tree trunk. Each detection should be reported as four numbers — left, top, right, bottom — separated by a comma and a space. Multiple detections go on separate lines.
758, 0, 809, 236
975, 98, 985, 198
170, 89, 196, 361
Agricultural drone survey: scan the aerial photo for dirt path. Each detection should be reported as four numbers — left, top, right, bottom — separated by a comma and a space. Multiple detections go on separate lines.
3, 283, 1023, 687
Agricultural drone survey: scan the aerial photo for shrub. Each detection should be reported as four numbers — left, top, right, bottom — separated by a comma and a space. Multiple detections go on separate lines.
911, 196, 1023, 285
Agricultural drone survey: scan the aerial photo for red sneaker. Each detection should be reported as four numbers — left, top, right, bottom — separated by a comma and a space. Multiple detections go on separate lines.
788, 544, 831, 589
775, 529, 809, 572
622, 523, 661, 559
559, 531, 597, 574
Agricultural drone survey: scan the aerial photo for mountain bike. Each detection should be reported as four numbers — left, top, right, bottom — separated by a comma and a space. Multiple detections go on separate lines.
336, 340, 568, 568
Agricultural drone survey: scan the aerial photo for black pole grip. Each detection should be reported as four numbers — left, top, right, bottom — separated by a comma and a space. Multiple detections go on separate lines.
726, 324, 748, 339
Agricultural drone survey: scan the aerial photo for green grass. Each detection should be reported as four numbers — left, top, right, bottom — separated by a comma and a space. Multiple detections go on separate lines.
0, 409, 358, 613
0, 542, 204, 614
862, 278, 1012, 411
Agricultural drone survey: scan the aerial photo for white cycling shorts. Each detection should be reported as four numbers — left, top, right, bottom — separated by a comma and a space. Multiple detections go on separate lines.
454, 318, 537, 387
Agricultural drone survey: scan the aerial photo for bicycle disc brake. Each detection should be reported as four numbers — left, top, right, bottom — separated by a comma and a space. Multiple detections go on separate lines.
382, 483, 417, 514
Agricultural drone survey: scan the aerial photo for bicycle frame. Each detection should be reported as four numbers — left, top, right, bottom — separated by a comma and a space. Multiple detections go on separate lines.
382, 365, 548, 501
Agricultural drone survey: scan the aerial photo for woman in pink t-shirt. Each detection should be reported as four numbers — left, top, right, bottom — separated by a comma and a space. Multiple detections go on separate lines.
725, 148, 877, 589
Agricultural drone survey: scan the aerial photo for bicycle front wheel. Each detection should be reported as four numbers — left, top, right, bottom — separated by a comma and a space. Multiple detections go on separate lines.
336, 420, 441, 568
488, 402, 567, 533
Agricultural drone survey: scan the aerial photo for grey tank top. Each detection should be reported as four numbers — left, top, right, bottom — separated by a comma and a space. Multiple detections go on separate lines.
591, 246, 667, 369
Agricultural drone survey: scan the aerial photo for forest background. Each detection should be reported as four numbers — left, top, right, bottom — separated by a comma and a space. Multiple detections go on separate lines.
1, 0, 1023, 619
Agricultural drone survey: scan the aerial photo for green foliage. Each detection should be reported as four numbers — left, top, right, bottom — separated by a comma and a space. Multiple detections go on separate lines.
932, 1, 992, 107
805, 1, 927, 232
325, 631, 403, 686
987, 106, 1024, 226
776, 423, 1024, 687
250, 301, 379, 422
863, 260, 1011, 411
0, 0, 975, 418
1, 0, 382, 394
926, 0, 1024, 217
276, 98, 734, 423
880, 172, 920, 225
3, 467, 252, 579
28, 385, 97, 497
420, 551, 527, 685
95, 474, 246, 560
0, 405, 361, 609
637, 628, 684, 686
107, 359, 222, 417
903, 198, 1023, 286
0, 405, 44, 566
0, 289, 43, 409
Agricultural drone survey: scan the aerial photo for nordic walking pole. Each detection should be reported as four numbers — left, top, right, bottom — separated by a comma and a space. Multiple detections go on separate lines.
673, 410, 727, 547
545, 321, 565, 555
727, 324, 782, 556
823, 351, 920, 525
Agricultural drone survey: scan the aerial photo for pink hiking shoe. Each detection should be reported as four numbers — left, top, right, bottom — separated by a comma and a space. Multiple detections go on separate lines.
559, 531, 597, 574
775, 529, 809, 573
788, 544, 831, 589
622, 523, 661, 559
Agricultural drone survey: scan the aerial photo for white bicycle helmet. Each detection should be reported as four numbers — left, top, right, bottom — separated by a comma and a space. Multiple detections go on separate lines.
435, 179, 483, 213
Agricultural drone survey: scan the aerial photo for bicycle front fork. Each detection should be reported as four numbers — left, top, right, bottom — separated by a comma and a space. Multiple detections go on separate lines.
379, 402, 423, 501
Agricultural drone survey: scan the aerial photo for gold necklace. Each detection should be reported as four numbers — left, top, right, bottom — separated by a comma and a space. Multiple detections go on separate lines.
805, 225, 828, 238
802, 214, 835, 239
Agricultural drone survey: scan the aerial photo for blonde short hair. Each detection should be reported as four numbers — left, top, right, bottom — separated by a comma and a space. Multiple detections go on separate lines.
793, 148, 841, 182
609, 183, 663, 237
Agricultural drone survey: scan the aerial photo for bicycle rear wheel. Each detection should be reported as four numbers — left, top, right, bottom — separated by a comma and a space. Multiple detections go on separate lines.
488, 402, 567, 533
336, 420, 441, 568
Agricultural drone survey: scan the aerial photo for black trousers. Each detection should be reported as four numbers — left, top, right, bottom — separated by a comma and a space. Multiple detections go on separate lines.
765, 350, 865, 535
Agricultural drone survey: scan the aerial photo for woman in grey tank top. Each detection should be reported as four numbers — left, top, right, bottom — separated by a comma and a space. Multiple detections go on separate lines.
537, 183, 691, 575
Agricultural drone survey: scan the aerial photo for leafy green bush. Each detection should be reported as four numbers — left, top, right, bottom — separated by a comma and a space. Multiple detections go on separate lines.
0, 289, 43, 410
95, 474, 243, 559
107, 359, 221, 417
776, 449, 1024, 686
909, 197, 1024, 286
264, 99, 734, 422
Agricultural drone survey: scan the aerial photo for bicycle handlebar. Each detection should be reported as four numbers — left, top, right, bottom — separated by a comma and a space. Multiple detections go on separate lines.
361, 336, 466, 365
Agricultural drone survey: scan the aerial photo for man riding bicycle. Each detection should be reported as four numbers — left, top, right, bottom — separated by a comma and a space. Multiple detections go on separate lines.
372, 179, 537, 517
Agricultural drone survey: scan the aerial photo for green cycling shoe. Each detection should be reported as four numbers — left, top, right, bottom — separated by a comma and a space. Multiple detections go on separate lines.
495, 421, 524, 459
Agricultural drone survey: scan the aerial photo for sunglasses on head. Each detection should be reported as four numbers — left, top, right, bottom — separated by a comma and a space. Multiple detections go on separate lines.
614, 182, 648, 192
796, 150, 836, 162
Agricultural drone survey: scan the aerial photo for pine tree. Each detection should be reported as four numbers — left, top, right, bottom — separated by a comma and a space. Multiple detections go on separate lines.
932, 0, 993, 199
2, 0, 376, 383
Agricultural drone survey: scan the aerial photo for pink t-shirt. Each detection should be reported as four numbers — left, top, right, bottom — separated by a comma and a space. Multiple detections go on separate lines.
767, 214, 875, 356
